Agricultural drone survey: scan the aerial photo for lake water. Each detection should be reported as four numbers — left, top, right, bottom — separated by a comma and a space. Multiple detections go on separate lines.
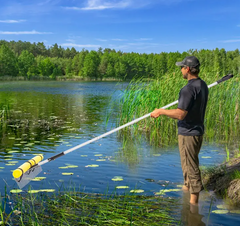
0, 81, 239, 225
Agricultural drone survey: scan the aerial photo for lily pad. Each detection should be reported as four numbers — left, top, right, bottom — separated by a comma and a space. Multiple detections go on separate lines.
25, 143, 34, 146
28, 190, 40, 194
96, 159, 106, 162
201, 156, 212, 159
8, 161, 18, 164
0, 167, 5, 169
40, 189, 55, 193
217, 205, 227, 209
112, 176, 123, 181
130, 189, 144, 193
59, 166, 69, 169
94, 154, 103, 157
5, 163, 16, 166
153, 154, 161, 156
212, 210, 228, 214
81, 155, 88, 157
230, 210, 240, 214
31, 177, 46, 181
20, 141, 28, 144
7, 151, 19, 153
116, 186, 129, 189
85, 165, 99, 168
10, 189, 22, 194
62, 173, 74, 175
155, 189, 181, 195
66, 165, 78, 168
34, 141, 41, 144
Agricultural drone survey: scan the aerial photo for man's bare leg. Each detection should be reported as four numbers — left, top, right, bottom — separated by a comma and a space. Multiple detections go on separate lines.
190, 193, 199, 204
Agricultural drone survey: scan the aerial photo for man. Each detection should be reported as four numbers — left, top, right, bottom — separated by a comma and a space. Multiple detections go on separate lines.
150, 56, 208, 205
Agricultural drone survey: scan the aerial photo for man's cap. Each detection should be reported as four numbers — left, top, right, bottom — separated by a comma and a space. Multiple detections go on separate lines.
176, 56, 200, 68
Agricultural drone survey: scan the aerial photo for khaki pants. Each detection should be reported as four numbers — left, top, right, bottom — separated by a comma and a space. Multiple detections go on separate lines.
178, 135, 204, 194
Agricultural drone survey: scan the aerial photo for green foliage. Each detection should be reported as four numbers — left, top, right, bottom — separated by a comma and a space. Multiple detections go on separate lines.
116, 73, 240, 146
0, 40, 240, 80
38, 57, 55, 76
9, 190, 179, 225
82, 50, 100, 78
0, 45, 18, 76
18, 50, 37, 77
231, 170, 240, 180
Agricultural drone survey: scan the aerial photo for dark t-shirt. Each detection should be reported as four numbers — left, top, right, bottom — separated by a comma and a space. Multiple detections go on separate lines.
177, 77, 208, 136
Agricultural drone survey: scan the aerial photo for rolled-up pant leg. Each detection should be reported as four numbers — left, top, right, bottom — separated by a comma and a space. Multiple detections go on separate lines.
178, 135, 204, 194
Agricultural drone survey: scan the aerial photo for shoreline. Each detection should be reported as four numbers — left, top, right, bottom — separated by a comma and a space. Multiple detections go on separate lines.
202, 155, 240, 205
0, 75, 127, 82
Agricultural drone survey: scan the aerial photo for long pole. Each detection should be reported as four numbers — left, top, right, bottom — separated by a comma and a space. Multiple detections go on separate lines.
37, 74, 233, 167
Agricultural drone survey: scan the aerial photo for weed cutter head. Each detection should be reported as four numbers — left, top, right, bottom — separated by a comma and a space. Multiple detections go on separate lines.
15, 165, 42, 189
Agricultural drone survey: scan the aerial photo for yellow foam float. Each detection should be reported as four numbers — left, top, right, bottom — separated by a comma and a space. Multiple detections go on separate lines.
12, 154, 43, 179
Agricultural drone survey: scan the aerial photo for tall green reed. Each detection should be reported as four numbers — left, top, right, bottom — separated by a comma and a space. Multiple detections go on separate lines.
116, 73, 239, 146
0, 101, 10, 122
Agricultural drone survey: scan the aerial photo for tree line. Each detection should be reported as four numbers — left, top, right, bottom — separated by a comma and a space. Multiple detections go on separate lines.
0, 40, 240, 79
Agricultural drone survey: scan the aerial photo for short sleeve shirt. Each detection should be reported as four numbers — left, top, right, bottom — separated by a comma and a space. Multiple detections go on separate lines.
177, 77, 208, 136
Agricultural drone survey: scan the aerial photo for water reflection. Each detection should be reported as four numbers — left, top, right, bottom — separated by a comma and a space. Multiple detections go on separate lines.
181, 192, 206, 226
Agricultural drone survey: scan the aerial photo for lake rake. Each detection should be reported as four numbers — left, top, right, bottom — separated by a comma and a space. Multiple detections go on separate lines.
12, 74, 234, 189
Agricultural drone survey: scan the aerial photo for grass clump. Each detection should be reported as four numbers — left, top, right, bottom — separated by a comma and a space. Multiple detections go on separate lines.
8, 190, 180, 225
116, 73, 239, 146
230, 170, 240, 180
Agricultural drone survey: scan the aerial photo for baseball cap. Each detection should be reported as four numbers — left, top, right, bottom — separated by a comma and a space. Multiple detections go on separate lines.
176, 56, 200, 67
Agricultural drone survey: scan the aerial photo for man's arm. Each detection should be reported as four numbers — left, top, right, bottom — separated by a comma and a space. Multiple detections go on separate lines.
150, 108, 187, 120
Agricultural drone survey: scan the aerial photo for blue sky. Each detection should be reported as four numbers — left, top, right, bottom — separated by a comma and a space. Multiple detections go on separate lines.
0, 0, 239, 53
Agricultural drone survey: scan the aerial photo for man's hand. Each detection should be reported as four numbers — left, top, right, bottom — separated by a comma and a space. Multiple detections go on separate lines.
150, 109, 163, 118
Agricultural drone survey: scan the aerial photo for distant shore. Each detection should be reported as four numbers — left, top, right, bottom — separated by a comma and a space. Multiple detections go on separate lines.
0, 75, 126, 82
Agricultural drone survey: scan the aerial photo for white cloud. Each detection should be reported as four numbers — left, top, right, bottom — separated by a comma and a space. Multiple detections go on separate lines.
66, 39, 75, 42
135, 38, 153, 41
0, 30, 53, 35
65, 0, 132, 10
0, 19, 26, 23
127, 42, 159, 46
112, 38, 127, 41
61, 43, 101, 48
220, 39, 240, 43
96, 38, 108, 42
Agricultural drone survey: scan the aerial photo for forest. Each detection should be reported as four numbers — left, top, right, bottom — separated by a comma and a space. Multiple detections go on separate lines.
0, 40, 240, 80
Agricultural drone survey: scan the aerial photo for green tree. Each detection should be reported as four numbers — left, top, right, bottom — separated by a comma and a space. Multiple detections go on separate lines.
82, 51, 100, 78
38, 57, 55, 76
0, 45, 18, 76
18, 50, 37, 77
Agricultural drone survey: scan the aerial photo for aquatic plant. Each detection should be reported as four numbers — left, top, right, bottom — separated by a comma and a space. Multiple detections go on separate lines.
8, 187, 180, 225
0, 101, 10, 122
116, 73, 240, 146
